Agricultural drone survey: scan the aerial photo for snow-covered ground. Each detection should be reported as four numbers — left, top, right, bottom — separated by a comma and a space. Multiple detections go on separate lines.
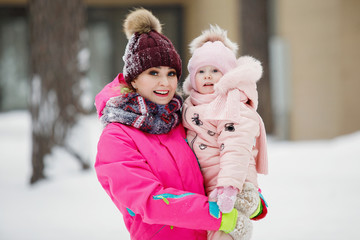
1, 111, 360, 240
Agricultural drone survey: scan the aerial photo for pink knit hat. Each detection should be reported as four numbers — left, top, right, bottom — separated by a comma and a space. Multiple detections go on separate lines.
187, 41, 237, 91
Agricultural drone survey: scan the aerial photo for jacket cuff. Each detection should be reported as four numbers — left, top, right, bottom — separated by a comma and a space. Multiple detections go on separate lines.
219, 208, 238, 233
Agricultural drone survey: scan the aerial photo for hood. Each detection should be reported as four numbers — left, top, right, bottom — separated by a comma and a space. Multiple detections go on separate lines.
94, 73, 127, 118
183, 56, 263, 109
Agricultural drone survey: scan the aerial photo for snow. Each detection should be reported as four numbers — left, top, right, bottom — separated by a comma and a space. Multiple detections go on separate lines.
77, 48, 90, 72
1, 110, 360, 240
30, 75, 60, 137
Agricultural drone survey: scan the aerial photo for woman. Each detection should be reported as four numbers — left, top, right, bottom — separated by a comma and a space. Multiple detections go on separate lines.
94, 9, 238, 240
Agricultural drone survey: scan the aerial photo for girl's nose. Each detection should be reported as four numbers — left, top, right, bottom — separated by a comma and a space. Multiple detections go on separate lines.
205, 72, 212, 79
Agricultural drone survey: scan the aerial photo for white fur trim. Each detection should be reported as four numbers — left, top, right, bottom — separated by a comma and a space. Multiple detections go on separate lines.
229, 213, 253, 240
236, 56, 263, 81
189, 25, 238, 55
182, 75, 192, 95
214, 55, 263, 96
234, 182, 259, 217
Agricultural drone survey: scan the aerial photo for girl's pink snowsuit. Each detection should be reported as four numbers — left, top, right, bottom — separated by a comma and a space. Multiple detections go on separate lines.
182, 56, 268, 195
95, 74, 222, 240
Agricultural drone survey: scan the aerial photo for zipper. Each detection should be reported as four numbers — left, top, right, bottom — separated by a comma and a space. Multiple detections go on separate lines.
190, 133, 198, 152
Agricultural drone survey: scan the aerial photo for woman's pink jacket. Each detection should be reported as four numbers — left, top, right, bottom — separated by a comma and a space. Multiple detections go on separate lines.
182, 56, 268, 195
94, 74, 221, 240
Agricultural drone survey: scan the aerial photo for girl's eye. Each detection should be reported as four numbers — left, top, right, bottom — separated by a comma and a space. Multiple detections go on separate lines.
168, 71, 176, 77
199, 70, 204, 74
149, 71, 158, 76
213, 69, 219, 73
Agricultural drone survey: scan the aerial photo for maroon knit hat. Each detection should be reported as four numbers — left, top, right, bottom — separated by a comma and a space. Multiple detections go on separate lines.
122, 9, 182, 85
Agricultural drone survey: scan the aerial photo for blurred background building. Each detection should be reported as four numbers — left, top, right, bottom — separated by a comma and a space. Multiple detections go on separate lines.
0, 0, 359, 140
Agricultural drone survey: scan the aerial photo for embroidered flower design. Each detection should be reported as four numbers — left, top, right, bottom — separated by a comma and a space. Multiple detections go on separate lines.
192, 113, 203, 126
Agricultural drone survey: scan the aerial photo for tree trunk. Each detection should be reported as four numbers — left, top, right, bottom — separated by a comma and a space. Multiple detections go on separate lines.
240, 0, 273, 133
29, 0, 88, 184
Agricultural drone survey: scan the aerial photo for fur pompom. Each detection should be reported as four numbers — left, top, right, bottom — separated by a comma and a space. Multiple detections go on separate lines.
182, 75, 192, 95
189, 25, 238, 55
123, 8, 162, 39
236, 56, 263, 82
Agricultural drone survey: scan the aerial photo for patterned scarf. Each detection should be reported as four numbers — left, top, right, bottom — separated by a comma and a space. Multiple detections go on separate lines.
101, 92, 183, 134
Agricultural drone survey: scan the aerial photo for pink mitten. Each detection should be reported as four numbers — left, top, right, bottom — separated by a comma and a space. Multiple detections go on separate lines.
208, 188, 219, 202
217, 186, 239, 213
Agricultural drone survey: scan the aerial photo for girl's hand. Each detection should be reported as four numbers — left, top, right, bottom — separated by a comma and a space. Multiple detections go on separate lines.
211, 186, 239, 213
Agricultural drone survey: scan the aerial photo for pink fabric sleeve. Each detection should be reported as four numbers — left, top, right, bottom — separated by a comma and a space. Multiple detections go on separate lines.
95, 125, 221, 231
215, 102, 259, 192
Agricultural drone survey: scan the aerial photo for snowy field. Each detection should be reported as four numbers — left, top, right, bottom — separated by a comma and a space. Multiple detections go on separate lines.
1, 110, 360, 240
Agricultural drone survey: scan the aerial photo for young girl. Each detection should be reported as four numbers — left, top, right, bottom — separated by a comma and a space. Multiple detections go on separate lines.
182, 26, 269, 240
95, 9, 243, 240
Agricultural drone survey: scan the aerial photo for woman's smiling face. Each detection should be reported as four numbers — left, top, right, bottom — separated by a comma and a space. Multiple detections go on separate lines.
131, 66, 178, 105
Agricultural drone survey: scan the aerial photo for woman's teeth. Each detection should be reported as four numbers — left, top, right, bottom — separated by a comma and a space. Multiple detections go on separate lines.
154, 90, 169, 95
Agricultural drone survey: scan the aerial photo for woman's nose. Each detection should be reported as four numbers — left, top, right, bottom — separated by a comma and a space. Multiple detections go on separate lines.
159, 76, 170, 86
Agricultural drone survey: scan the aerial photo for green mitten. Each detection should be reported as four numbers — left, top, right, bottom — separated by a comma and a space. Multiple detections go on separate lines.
219, 208, 238, 233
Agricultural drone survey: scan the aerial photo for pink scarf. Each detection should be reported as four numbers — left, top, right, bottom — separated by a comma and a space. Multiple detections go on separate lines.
190, 89, 249, 122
